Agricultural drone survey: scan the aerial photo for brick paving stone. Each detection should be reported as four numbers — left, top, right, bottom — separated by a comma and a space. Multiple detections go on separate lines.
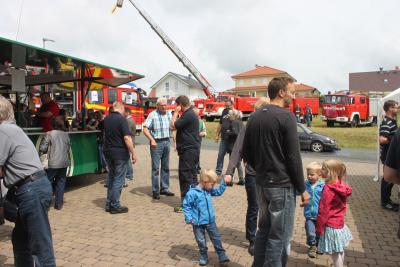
1, 145, 400, 266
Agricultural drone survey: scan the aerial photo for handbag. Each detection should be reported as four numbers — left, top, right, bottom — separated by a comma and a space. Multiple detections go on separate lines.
4, 189, 18, 223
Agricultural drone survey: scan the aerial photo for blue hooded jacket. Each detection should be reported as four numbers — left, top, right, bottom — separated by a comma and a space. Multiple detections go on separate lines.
304, 179, 325, 219
183, 179, 226, 225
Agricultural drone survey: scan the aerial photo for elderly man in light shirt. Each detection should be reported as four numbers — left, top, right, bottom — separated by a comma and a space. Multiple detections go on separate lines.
143, 97, 175, 200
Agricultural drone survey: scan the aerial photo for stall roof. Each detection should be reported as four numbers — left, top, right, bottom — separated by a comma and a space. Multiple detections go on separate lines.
0, 36, 144, 89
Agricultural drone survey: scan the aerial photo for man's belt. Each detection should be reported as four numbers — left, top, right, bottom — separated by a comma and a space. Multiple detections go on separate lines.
13, 170, 46, 189
155, 138, 170, 142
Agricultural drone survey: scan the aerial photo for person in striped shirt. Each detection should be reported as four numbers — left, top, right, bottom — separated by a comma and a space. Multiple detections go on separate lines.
143, 97, 175, 200
379, 100, 399, 211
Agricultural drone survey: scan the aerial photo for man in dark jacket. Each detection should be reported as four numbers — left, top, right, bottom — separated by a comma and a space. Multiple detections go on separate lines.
171, 95, 200, 213
243, 77, 310, 267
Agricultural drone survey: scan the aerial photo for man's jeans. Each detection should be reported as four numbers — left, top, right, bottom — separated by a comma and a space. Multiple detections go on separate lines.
215, 139, 228, 175
192, 222, 228, 262
46, 167, 68, 209
252, 186, 296, 267
11, 175, 55, 267
126, 158, 133, 180
150, 139, 170, 193
245, 174, 258, 242
178, 148, 199, 201
105, 157, 128, 209
98, 143, 108, 171
305, 218, 318, 246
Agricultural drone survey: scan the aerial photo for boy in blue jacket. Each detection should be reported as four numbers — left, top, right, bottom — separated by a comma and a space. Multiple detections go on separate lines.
183, 169, 230, 266
304, 161, 325, 258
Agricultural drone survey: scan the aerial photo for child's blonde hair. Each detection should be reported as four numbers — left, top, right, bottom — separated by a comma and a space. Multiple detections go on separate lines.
306, 161, 322, 173
200, 169, 219, 183
322, 159, 346, 184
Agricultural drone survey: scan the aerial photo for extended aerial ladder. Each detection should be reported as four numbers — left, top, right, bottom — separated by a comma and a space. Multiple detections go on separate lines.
115, 0, 215, 99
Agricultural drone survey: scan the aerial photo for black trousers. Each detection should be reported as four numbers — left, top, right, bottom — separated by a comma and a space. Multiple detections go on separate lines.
178, 148, 199, 202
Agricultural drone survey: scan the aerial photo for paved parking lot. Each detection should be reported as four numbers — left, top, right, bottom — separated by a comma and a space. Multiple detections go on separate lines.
1, 144, 400, 267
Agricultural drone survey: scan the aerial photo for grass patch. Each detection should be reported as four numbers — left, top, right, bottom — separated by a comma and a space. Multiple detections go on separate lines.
205, 117, 378, 150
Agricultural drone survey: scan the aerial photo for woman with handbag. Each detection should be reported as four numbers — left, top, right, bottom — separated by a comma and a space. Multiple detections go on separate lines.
40, 116, 71, 210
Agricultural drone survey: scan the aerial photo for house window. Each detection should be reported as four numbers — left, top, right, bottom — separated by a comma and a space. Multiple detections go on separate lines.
251, 92, 256, 97
252, 78, 257, 85
165, 82, 169, 92
88, 89, 104, 104
262, 78, 268, 84
239, 80, 244, 86
174, 81, 178, 91
108, 89, 117, 104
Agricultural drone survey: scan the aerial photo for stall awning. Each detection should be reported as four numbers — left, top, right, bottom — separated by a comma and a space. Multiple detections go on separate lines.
0, 36, 144, 90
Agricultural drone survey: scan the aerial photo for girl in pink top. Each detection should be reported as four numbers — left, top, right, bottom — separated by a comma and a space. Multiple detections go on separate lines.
316, 159, 353, 267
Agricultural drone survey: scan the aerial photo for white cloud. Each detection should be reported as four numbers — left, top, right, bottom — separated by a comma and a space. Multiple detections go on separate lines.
1, 0, 399, 94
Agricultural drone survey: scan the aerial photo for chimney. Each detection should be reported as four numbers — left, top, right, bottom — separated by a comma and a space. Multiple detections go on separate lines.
395, 66, 400, 70
379, 67, 383, 73
255, 64, 259, 68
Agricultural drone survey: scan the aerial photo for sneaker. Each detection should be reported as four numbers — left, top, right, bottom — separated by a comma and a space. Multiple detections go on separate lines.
316, 249, 324, 255
110, 206, 129, 214
308, 245, 317, 258
199, 258, 208, 266
248, 241, 255, 256
105, 207, 110, 212
382, 203, 399, 212
226, 182, 234, 187
388, 199, 400, 208
160, 190, 175, 196
174, 207, 183, 213
152, 192, 160, 200
219, 258, 230, 264
237, 180, 245, 186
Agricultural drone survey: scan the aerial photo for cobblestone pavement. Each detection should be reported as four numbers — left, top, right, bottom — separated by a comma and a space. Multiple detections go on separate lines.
1, 144, 400, 267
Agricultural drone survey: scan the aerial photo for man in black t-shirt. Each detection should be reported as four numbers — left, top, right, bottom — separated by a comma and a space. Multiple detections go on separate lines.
103, 102, 137, 214
379, 100, 399, 211
171, 95, 200, 213
243, 77, 310, 267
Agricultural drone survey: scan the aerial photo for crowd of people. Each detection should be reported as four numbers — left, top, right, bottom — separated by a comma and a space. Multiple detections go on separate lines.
2, 77, 400, 267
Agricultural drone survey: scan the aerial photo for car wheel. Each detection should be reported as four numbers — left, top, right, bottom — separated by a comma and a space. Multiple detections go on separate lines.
311, 141, 323, 152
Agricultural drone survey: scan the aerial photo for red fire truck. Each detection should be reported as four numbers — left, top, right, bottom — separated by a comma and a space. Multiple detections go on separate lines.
202, 93, 258, 121
321, 92, 378, 127
289, 96, 320, 122
74, 67, 146, 133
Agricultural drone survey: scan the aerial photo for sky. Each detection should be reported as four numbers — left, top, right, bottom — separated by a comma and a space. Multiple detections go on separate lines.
1, 0, 400, 94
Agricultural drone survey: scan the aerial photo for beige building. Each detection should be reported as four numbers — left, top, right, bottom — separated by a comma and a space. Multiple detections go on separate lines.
226, 65, 319, 97
226, 65, 295, 97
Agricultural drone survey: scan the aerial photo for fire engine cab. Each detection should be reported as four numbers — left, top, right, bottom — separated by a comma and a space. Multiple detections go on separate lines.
321, 92, 378, 127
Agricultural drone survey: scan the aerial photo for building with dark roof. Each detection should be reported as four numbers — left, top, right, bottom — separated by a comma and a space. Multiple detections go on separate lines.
349, 67, 400, 94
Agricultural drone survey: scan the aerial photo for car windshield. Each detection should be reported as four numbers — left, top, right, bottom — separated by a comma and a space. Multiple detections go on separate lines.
324, 95, 349, 104
298, 124, 313, 134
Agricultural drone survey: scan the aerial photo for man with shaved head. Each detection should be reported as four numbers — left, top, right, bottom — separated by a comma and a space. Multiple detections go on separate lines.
103, 101, 137, 214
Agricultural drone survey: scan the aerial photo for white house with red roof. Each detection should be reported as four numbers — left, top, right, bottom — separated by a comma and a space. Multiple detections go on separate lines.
148, 72, 207, 100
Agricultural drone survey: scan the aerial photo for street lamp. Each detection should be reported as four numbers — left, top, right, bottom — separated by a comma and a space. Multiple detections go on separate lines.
42, 38, 55, 49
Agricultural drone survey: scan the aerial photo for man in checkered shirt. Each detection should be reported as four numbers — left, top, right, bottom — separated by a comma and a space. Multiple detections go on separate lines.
143, 97, 175, 200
